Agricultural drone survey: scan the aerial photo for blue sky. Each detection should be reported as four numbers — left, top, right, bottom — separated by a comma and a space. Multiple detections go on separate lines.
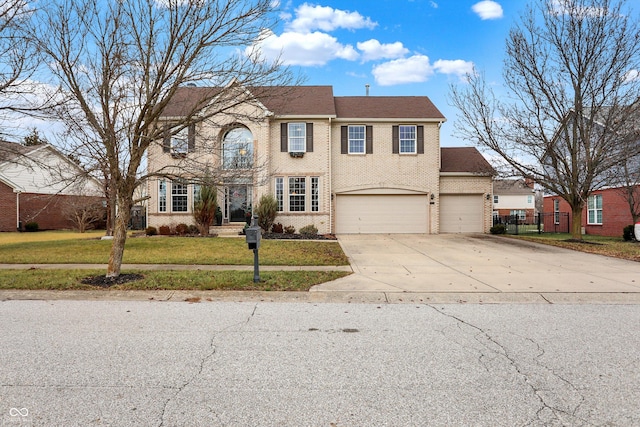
252, 0, 639, 147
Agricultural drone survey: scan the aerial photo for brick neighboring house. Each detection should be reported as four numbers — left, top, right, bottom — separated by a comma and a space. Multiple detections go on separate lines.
147, 84, 495, 234
0, 141, 104, 231
492, 179, 536, 223
544, 186, 639, 237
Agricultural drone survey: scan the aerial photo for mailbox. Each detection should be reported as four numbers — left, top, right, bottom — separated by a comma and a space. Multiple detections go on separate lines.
246, 225, 261, 250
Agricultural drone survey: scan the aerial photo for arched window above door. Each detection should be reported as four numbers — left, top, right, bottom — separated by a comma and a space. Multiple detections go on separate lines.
222, 127, 253, 169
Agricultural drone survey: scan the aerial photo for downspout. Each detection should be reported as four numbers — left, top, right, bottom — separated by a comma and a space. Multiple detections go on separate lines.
15, 191, 20, 231
328, 116, 333, 234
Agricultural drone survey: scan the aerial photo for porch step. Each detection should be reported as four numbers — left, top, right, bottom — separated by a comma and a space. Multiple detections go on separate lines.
210, 224, 245, 237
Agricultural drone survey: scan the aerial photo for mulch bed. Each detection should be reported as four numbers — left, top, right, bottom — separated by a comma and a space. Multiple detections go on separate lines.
81, 273, 145, 288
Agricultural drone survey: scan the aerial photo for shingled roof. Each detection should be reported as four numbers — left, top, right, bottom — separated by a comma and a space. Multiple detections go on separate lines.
0, 140, 39, 163
334, 96, 444, 120
160, 85, 445, 120
441, 147, 495, 175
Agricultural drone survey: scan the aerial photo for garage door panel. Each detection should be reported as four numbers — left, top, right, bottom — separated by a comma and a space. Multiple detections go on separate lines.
336, 195, 428, 234
440, 195, 483, 233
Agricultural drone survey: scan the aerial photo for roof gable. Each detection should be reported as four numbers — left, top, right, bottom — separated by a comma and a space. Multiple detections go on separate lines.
441, 147, 495, 175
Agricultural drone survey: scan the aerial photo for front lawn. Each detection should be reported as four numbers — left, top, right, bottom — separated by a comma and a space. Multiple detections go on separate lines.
0, 234, 349, 266
0, 269, 349, 291
0, 232, 351, 291
508, 233, 640, 262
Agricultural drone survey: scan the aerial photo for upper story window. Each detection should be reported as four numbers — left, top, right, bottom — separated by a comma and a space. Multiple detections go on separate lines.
171, 128, 189, 155
392, 125, 423, 154
223, 127, 253, 169
587, 194, 603, 225
163, 124, 195, 155
493, 195, 499, 204
288, 123, 306, 153
348, 125, 365, 154
280, 122, 313, 154
399, 125, 416, 154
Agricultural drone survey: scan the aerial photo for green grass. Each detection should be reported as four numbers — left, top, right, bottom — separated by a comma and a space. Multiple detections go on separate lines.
0, 269, 351, 291
0, 234, 349, 266
508, 233, 640, 262
0, 232, 351, 291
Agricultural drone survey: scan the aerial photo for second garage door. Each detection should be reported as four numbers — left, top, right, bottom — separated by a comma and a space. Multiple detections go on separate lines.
335, 194, 428, 234
440, 194, 484, 233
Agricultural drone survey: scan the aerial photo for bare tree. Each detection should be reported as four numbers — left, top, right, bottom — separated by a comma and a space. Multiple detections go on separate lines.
28, 0, 296, 277
450, 0, 640, 239
63, 196, 105, 233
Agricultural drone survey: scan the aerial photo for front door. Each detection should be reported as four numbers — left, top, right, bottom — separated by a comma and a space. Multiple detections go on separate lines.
227, 185, 251, 222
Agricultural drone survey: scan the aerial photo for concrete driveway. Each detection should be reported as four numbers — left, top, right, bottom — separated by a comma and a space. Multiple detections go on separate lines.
312, 234, 640, 295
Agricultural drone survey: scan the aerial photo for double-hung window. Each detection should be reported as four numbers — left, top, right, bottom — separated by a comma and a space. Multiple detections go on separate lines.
288, 123, 306, 153
587, 195, 603, 225
171, 128, 189, 155
289, 177, 306, 211
554, 199, 560, 224
348, 125, 365, 154
399, 125, 416, 154
171, 181, 188, 212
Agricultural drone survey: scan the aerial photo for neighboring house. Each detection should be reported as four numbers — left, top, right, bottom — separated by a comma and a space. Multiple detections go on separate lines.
544, 186, 640, 237
147, 84, 494, 234
492, 179, 536, 223
0, 141, 103, 231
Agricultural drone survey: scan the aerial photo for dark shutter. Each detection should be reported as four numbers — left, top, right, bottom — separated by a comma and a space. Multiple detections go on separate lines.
280, 123, 288, 152
163, 127, 171, 153
392, 125, 399, 154
188, 124, 195, 152
417, 125, 424, 154
366, 125, 373, 154
306, 122, 313, 152
341, 126, 348, 154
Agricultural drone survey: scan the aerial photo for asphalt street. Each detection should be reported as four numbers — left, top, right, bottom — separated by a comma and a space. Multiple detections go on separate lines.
1, 299, 639, 426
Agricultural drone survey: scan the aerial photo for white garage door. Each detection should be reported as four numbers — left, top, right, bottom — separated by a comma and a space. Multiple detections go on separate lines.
440, 195, 484, 233
336, 194, 428, 234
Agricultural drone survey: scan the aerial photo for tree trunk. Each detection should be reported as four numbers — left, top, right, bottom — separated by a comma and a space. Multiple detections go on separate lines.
570, 204, 583, 240
106, 197, 132, 278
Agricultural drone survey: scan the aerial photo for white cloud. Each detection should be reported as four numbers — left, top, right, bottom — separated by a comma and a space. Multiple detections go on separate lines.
430, 2, 438, 8
433, 59, 475, 80
357, 39, 409, 62
623, 69, 640, 83
249, 29, 358, 66
372, 55, 434, 86
472, 1, 503, 20
287, 3, 377, 33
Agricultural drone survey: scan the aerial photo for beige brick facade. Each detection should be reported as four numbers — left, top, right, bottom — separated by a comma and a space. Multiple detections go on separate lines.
147, 85, 494, 234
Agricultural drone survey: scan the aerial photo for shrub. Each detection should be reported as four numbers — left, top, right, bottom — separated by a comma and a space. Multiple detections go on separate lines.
188, 224, 199, 235
490, 224, 506, 235
623, 224, 635, 241
24, 222, 39, 232
145, 226, 158, 236
284, 225, 296, 234
193, 183, 217, 236
175, 223, 189, 235
299, 224, 318, 237
271, 223, 283, 233
158, 225, 171, 235
255, 194, 278, 231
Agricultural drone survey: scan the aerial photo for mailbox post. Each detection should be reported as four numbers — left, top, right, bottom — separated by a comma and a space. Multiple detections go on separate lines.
245, 215, 261, 283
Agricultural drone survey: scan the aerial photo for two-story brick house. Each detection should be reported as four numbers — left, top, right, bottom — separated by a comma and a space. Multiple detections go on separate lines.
147, 84, 494, 234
